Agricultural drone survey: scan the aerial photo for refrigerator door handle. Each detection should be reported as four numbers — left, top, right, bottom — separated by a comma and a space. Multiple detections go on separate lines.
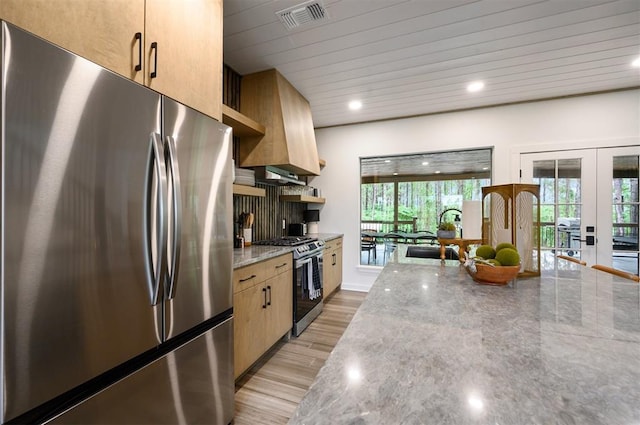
143, 132, 169, 305
165, 135, 182, 299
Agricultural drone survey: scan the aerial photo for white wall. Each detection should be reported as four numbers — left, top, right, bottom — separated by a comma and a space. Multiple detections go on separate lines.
310, 90, 640, 292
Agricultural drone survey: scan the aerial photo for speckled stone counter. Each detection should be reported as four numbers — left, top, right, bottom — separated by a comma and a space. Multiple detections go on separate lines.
289, 259, 640, 424
307, 232, 342, 242
233, 233, 342, 269
233, 245, 293, 269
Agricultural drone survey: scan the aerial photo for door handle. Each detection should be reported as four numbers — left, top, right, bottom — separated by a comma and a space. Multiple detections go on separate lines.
239, 274, 256, 283
165, 136, 181, 300
134, 32, 142, 72
262, 287, 267, 309
150, 42, 158, 79
267, 285, 272, 306
576, 236, 596, 245
143, 133, 168, 306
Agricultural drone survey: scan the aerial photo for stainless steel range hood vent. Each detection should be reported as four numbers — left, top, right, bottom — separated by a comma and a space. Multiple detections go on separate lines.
254, 166, 306, 186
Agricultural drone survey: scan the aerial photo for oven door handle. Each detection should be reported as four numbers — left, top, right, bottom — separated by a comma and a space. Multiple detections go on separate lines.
295, 257, 313, 267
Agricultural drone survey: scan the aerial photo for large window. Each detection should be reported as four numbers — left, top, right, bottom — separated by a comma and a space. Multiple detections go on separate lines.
360, 149, 492, 266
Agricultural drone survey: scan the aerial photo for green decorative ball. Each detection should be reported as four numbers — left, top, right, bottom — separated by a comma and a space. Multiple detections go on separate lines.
475, 245, 496, 259
487, 259, 502, 266
495, 242, 517, 252
495, 248, 520, 266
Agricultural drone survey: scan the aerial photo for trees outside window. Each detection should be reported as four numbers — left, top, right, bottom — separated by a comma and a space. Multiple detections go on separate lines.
360, 149, 491, 265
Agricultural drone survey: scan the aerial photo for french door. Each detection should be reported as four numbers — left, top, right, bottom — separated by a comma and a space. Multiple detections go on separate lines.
521, 147, 639, 275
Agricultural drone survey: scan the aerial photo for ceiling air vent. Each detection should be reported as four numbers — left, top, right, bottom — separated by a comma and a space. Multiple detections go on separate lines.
276, 1, 328, 30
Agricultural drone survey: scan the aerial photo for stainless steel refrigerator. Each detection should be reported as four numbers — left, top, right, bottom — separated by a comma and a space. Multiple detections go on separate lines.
1, 22, 234, 424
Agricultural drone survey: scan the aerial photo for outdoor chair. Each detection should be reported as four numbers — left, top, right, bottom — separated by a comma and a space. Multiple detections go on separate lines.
361, 230, 377, 264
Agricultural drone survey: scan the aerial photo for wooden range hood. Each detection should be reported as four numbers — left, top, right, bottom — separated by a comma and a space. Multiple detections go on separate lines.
239, 69, 320, 176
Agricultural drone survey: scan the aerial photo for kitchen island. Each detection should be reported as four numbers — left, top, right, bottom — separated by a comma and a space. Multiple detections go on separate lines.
289, 257, 640, 424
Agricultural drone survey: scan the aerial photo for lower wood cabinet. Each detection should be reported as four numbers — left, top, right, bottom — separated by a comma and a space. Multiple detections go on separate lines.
323, 237, 343, 298
233, 253, 292, 379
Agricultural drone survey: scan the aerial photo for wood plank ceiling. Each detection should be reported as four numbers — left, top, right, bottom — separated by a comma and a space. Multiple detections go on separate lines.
361, 149, 492, 179
223, 0, 640, 128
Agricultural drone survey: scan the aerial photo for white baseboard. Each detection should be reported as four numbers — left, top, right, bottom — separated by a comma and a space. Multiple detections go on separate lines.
340, 281, 371, 292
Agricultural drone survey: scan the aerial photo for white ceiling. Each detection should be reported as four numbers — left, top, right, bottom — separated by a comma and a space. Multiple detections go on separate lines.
223, 0, 640, 128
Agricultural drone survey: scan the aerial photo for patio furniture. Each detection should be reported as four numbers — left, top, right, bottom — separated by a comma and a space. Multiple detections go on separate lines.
361, 230, 378, 264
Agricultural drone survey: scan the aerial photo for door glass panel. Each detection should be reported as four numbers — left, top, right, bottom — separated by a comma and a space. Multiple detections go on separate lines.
557, 159, 581, 203
534, 160, 555, 203
533, 158, 583, 261
534, 161, 555, 251
611, 155, 639, 274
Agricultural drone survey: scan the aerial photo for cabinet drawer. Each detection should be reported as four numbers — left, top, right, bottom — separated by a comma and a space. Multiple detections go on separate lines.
262, 254, 292, 280
233, 262, 266, 293
324, 240, 337, 252
324, 237, 342, 252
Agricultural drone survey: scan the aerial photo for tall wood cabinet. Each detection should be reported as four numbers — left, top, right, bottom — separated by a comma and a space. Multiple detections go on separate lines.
0, 0, 222, 120
323, 237, 343, 298
233, 253, 293, 378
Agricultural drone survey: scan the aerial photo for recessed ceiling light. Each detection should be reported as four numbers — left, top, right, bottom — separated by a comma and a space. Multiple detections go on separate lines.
467, 81, 485, 93
435, 170, 441, 174
632, 57, 640, 68
482, 167, 489, 170
422, 161, 429, 165
384, 159, 391, 163
393, 172, 398, 176
348, 100, 362, 110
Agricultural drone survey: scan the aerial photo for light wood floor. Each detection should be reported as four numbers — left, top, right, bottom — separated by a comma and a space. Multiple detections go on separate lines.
233, 289, 367, 425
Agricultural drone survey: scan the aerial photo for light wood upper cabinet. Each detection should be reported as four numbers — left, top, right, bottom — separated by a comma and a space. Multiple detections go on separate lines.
240, 69, 321, 176
0, 0, 145, 83
145, 0, 222, 120
0, 0, 222, 120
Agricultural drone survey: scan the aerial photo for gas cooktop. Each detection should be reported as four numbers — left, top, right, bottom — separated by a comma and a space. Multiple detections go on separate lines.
253, 236, 317, 247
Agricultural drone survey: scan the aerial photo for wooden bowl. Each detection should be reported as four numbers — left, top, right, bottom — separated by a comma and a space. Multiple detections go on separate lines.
465, 263, 520, 285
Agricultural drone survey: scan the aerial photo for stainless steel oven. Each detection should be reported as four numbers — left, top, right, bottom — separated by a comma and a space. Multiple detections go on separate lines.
253, 237, 325, 337
292, 240, 324, 336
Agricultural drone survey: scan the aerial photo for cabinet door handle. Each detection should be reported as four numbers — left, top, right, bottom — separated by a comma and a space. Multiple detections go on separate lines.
239, 274, 256, 283
150, 42, 158, 79
275, 262, 287, 269
332, 253, 337, 266
267, 285, 272, 306
134, 32, 142, 72
262, 287, 267, 308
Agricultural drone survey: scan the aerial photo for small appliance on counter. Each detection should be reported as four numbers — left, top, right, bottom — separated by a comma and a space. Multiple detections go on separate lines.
288, 223, 305, 236
303, 209, 320, 234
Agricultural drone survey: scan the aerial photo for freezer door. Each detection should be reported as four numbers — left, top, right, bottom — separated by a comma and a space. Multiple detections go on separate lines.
162, 99, 233, 338
1, 23, 162, 420
49, 318, 235, 425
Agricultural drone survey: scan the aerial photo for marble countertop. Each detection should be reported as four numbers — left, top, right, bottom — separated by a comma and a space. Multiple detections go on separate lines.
289, 259, 640, 424
233, 233, 342, 269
